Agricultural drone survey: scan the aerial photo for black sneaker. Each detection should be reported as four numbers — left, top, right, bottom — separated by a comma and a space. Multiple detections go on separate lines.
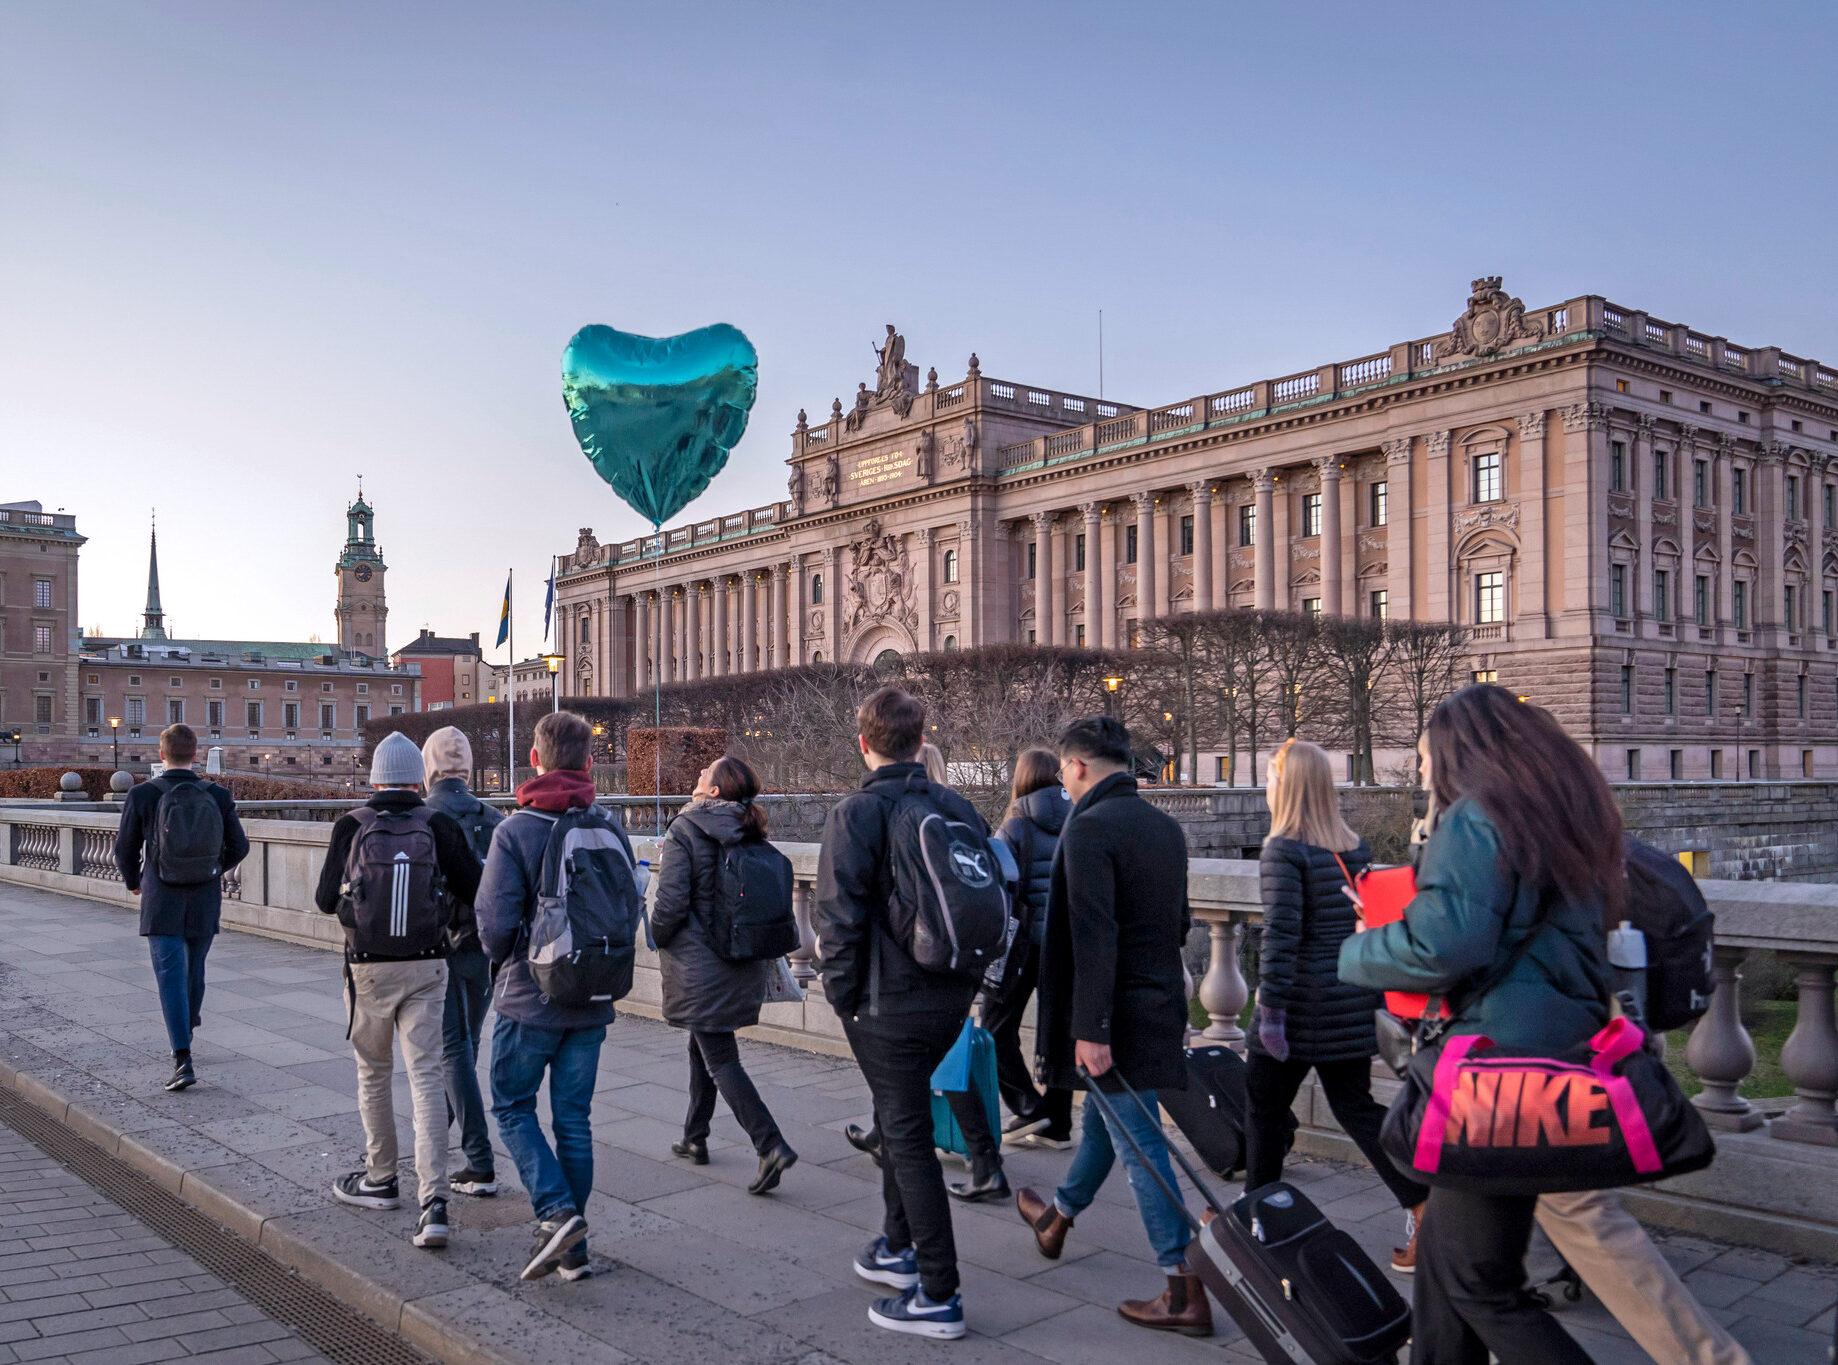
164, 1054, 196, 1093
557, 1239, 593, 1282
412, 1198, 449, 1249
331, 1171, 400, 1210
450, 1167, 498, 1197
521, 1213, 588, 1282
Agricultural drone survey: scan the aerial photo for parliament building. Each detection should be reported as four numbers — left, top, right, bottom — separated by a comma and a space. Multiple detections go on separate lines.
552, 278, 1838, 782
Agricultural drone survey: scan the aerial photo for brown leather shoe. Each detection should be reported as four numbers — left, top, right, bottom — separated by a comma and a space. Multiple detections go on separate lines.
1119, 1271, 1213, 1336
1390, 1201, 1425, 1274
1015, 1187, 1071, 1260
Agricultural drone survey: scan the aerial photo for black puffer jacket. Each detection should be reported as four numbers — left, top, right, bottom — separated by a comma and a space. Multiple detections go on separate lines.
653, 800, 769, 1034
996, 786, 1069, 946
1254, 836, 1379, 1063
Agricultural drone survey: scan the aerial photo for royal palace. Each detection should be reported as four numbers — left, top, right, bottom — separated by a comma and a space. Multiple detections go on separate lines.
553, 278, 1838, 782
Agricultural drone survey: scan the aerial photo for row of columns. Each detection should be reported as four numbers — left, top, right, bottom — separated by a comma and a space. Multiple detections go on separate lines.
626, 566, 798, 688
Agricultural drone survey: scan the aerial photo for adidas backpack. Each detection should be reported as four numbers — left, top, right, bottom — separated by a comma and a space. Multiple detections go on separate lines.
525, 806, 645, 1006
879, 780, 1011, 979
338, 806, 448, 959
147, 777, 226, 886
1623, 838, 1716, 1032
707, 831, 797, 964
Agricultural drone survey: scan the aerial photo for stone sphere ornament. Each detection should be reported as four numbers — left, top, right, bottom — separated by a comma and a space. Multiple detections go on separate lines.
561, 323, 759, 529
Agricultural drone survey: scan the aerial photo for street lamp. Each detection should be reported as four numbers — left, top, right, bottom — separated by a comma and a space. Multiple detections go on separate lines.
1103, 674, 1123, 719
6, 728, 21, 767
540, 653, 565, 713
108, 716, 121, 771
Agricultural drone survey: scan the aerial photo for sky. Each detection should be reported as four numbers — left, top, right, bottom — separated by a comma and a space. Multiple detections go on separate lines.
6, 1, 1837, 658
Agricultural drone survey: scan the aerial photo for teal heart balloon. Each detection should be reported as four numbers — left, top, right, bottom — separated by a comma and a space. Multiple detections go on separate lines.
561, 323, 759, 528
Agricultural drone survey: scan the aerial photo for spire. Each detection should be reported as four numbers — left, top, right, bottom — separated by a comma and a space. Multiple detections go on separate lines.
141, 511, 167, 640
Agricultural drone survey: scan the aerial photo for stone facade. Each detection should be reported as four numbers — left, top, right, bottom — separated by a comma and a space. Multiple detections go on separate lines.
0, 502, 84, 744
554, 281, 1838, 779
391, 629, 492, 709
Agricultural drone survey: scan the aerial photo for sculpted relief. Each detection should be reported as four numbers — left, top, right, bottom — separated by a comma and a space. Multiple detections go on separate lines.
1436, 276, 1548, 362
843, 518, 918, 647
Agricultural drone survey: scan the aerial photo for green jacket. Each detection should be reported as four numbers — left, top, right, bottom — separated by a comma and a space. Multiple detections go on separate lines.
1337, 797, 1609, 1054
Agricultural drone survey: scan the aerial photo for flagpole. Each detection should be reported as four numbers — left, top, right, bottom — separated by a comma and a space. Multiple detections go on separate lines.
506, 568, 515, 794
549, 555, 560, 714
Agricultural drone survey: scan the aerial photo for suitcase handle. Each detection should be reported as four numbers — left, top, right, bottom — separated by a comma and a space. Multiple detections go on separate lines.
1077, 1066, 1226, 1232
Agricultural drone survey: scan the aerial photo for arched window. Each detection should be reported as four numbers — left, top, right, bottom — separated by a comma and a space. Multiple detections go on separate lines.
812, 650, 824, 663
811, 573, 824, 604
942, 635, 957, 651
873, 649, 902, 673
943, 549, 959, 583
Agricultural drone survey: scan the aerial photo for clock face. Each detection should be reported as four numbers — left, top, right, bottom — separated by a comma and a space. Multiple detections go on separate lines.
354, 564, 373, 582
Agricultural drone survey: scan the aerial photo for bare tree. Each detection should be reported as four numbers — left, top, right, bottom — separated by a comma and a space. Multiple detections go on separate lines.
1385, 620, 1467, 785
1198, 608, 1272, 785
1316, 615, 1392, 785
1136, 615, 1214, 783
1259, 609, 1324, 742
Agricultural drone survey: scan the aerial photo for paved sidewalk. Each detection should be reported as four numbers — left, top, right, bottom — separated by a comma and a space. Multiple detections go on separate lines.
0, 882, 1833, 1363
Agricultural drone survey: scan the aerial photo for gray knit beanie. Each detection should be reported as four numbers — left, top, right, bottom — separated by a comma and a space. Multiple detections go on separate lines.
369, 731, 425, 788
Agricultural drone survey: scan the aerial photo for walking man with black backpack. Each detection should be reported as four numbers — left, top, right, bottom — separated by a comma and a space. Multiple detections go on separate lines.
814, 686, 1010, 1341
315, 731, 481, 1251
115, 723, 248, 1093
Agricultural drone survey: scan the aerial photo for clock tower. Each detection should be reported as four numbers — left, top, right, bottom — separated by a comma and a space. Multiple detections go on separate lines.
334, 491, 388, 657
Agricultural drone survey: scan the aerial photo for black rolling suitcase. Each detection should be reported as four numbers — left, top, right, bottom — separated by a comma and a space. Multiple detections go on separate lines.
1081, 1068, 1411, 1365
1159, 1044, 1297, 1178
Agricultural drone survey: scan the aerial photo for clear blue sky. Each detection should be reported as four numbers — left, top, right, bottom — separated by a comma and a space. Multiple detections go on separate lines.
6, 1, 1835, 657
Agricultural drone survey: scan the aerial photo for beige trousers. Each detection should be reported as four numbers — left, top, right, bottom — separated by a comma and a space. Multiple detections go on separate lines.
1537, 1190, 1751, 1365
347, 959, 450, 1206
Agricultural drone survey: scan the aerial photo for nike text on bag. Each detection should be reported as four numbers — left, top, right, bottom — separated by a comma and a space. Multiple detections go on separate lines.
1380, 1016, 1715, 1196
709, 836, 798, 963
883, 793, 1010, 978
1622, 838, 1716, 1032
527, 809, 643, 1006
148, 778, 224, 886
338, 807, 447, 958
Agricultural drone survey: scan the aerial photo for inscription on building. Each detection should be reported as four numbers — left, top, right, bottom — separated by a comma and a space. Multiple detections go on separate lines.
850, 450, 911, 490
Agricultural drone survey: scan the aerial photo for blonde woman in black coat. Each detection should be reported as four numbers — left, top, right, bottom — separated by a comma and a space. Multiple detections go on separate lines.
1248, 739, 1428, 1270
655, 756, 798, 1195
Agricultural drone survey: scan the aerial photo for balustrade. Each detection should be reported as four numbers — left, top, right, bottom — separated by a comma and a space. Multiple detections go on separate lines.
76, 829, 119, 881
1272, 371, 1320, 403
12, 824, 57, 871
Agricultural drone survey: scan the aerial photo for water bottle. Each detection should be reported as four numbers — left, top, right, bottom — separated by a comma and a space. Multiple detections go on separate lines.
1608, 920, 1648, 1022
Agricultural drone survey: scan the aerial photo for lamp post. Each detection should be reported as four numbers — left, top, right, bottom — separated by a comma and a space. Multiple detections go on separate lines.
6, 728, 21, 767
541, 653, 564, 714
1103, 673, 1123, 719
108, 716, 121, 771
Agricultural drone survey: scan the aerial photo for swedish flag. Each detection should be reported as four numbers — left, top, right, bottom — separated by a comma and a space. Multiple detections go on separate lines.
495, 571, 511, 648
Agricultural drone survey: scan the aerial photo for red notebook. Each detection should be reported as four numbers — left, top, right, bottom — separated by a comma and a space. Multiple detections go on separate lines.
1344, 861, 1448, 1022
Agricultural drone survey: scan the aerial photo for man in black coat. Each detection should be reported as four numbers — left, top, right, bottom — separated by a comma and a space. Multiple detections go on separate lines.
1016, 716, 1211, 1338
115, 724, 249, 1093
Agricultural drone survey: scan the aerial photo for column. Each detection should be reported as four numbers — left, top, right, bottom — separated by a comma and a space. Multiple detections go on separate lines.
1252, 472, 1276, 610
1154, 500, 1174, 617
1424, 432, 1454, 620
1634, 415, 1656, 618
1211, 487, 1231, 607
1517, 414, 1548, 632
791, 557, 807, 665
711, 577, 729, 676
824, 546, 843, 658
634, 592, 651, 686
1318, 458, 1343, 616
1715, 439, 1734, 626
1032, 511, 1055, 643
1082, 503, 1103, 647
1132, 491, 1156, 627
960, 516, 981, 646
1758, 443, 1787, 636
915, 528, 934, 651
685, 581, 701, 680
666, 586, 682, 682
770, 563, 788, 668
739, 571, 757, 672
1561, 403, 1609, 627
1189, 483, 1213, 613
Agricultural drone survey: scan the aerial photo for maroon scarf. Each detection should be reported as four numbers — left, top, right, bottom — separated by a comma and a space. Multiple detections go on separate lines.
516, 769, 596, 813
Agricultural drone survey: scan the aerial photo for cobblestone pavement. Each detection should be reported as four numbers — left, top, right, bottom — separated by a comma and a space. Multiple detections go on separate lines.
0, 881, 1834, 1363
0, 1106, 332, 1364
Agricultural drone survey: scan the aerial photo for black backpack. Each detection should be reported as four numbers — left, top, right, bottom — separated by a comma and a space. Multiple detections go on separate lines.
877, 780, 1010, 980
524, 806, 645, 1007
1623, 838, 1716, 1032
337, 806, 448, 959
706, 830, 797, 963
450, 794, 501, 867
147, 777, 225, 886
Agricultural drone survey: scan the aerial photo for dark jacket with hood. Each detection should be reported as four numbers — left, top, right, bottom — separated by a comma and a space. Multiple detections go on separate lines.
1254, 836, 1378, 1062
424, 777, 503, 953
475, 770, 631, 1030
652, 798, 769, 1034
115, 769, 249, 939
996, 786, 1070, 947
1036, 772, 1190, 1093
314, 789, 481, 960
812, 761, 983, 1021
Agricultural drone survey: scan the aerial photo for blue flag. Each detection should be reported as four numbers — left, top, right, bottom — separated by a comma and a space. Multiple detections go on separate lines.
495, 572, 511, 648
543, 559, 557, 642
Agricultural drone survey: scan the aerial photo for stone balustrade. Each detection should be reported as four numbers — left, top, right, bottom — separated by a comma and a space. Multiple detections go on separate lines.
4, 802, 1837, 1254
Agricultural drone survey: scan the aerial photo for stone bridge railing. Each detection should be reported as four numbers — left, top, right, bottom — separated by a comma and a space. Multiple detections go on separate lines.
2, 803, 1836, 1256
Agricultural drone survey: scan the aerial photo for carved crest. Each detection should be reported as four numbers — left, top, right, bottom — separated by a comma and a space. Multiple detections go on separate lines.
844, 518, 918, 641
1454, 504, 1520, 535
1436, 277, 1548, 361
572, 527, 600, 568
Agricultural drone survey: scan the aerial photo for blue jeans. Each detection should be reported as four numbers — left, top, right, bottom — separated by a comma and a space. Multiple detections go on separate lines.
489, 1015, 604, 1223
442, 946, 494, 1172
147, 935, 210, 1054
1055, 1085, 1192, 1269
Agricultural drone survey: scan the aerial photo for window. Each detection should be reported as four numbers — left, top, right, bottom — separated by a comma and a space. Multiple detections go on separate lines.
168, 699, 184, 724
1748, 749, 1761, 779
1664, 667, 1677, 716
33, 625, 51, 654
1611, 564, 1628, 619
283, 701, 299, 729
1473, 451, 1502, 503
391, 683, 403, 695
1216, 757, 1228, 782
1302, 597, 1322, 620
1733, 581, 1748, 629
941, 636, 956, 652
1615, 379, 1630, 394
33, 578, 52, 609
126, 698, 145, 727
1711, 749, 1724, 780
1238, 505, 1256, 547
1826, 590, 1834, 635
390, 704, 404, 716
1827, 485, 1836, 528
1026, 630, 1036, 644
130, 674, 141, 687
210, 677, 221, 689
247, 678, 260, 690
1124, 526, 1138, 564
319, 703, 335, 731
1620, 664, 1634, 714
1694, 460, 1708, 508
1653, 451, 1669, 500
1626, 750, 1641, 781
1369, 589, 1388, 621
1788, 475, 1802, 520
246, 701, 262, 729
1026, 542, 1037, 579
579, 617, 590, 644
1741, 673, 1754, 718
1696, 575, 1711, 626
1178, 514, 1194, 556
1301, 493, 1322, 537
1699, 400, 1712, 415
1660, 389, 1672, 404
1476, 571, 1504, 624
321, 681, 333, 692
1785, 584, 1799, 629
1075, 625, 1086, 647
169, 676, 182, 688
356, 682, 368, 694
1706, 670, 1717, 715
1610, 441, 1627, 492
1732, 467, 1746, 514
1074, 534, 1086, 572
1737, 410, 1750, 425
811, 573, 823, 604
943, 548, 959, 583
1473, 669, 1498, 684
1654, 569, 1670, 622
283, 678, 297, 692
35, 694, 52, 725
207, 699, 223, 729
1798, 674, 1808, 720
85, 697, 102, 727
356, 704, 370, 726
1370, 481, 1388, 527
1670, 750, 1684, 782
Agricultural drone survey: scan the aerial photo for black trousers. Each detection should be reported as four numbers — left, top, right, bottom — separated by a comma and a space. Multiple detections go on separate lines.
1244, 1053, 1429, 1211
1414, 1187, 1592, 1364
981, 943, 1073, 1133
684, 1030, 782, 1155
944, 1080, 1002, 1180
843, 1007, 967, 1300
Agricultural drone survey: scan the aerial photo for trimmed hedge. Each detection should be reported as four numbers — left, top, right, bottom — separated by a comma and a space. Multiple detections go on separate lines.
627, 728, 727, 796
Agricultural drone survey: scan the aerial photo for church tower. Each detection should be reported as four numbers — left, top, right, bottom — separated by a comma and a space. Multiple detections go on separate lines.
139, 515, 168, 641
334, 489, 387, 656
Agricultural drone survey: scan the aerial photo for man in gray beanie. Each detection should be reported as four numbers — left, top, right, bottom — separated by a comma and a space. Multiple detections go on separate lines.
315, 730, 481, 1252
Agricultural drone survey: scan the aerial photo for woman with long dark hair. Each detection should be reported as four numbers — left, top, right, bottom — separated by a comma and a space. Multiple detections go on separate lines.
655, 755, 798, 1195
1339, 685, 1618, 1364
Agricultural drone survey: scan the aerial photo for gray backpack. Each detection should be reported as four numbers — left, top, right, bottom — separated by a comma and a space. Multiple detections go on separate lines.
147, 777, 225, 886
521, 806, 649, 1006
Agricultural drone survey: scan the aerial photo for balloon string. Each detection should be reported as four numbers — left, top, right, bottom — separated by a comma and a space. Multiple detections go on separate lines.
653, 527, 662, 839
